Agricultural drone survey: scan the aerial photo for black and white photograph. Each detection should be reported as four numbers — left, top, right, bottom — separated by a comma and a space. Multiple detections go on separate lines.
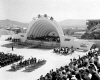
0, 0, 100, 80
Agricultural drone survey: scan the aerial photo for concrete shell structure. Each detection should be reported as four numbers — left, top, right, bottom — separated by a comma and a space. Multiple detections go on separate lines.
15, 14, 94, 50
26, 15, 64, 40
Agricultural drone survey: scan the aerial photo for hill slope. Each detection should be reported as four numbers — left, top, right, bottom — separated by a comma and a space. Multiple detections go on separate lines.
59, 19, 87, 29
0, 19, 87, 29
0, 19, 29, 28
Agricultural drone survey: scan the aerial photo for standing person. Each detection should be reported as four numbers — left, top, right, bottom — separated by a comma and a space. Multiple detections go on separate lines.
12, 44, 14, 51
70, 46, 74, 55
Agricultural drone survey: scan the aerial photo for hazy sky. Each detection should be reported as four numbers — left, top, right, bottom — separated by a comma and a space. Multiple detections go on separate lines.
0, 0, 100, 22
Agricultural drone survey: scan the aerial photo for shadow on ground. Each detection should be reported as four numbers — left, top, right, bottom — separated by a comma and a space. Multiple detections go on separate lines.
1, 42, 27, 49
1, 42, 55, 50
75, 49, 88, 52
7, 68, 19, 72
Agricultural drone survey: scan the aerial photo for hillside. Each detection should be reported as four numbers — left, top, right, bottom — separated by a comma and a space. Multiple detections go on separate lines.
81, 24, 100, 39
59, 19, 87, 29
0, 19, 87, 29
0, 19, 88, 37
0, 19, 29, 28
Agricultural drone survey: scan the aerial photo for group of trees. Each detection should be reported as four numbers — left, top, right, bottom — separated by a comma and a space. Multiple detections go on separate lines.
63, 28, 100, 39
63, 28, 75, 35
81, 31, 100, 39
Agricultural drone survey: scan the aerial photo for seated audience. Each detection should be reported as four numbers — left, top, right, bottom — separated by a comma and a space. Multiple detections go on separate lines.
53, 46, 74, 55
0, 52, 23, 67
38, 47, 100, 80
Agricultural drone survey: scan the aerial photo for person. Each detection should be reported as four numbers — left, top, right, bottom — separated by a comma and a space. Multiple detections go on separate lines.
82, 69, 91, 80
12, 45, 14, 51
88, 64, 100, 80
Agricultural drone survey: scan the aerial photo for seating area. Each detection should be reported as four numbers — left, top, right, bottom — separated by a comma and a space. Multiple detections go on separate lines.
10, 57, 46, 72
0, 52, 23, 68
38, 48, 100, 80
53, 47, 74, 55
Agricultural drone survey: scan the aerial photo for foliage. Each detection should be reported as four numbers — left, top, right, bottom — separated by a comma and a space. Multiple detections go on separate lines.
81, 31, 100, 39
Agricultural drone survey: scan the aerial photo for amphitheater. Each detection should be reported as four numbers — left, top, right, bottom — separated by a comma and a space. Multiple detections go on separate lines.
13, 14, 94, 50
0, 14, 99, 80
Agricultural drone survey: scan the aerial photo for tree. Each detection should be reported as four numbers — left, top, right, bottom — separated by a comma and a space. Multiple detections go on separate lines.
65, 28, 72, 35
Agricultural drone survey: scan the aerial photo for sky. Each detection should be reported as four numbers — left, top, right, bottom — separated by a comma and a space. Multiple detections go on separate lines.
0, 0, 100, 23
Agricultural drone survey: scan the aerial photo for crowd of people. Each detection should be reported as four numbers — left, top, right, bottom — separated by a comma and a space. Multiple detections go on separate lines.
12, 38, 20, 42
54, 46, 74, 55
38, 48, 100, 80
27, 35, 60, 43
11, 57, 46, 71
0, 52, 23, 67
6, 37, 20, 42
6, 37, 12, 40
24, 59, 46, 72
